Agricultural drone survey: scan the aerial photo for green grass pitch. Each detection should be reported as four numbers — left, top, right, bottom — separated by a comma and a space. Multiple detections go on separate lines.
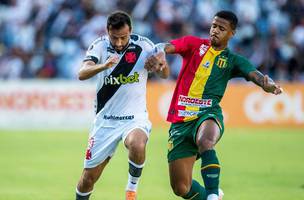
0, 127, 303, 200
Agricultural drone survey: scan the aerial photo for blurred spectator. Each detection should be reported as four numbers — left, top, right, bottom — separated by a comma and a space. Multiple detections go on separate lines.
0, 0, 303, 82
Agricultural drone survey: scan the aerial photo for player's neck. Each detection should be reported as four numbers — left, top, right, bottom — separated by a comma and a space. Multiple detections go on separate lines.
110, 39, 131, 54
211, 40, 228, 51
212, 44, 227, 51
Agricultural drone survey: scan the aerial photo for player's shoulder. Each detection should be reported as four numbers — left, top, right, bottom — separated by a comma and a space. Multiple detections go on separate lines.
130, 34, 154, 49
182, 35, 207, 43
229, 50, 246, 60
174, 35, 209, 48
92, 35, 109, 45
87, 36, 109, 50
88, 35, 110, 52
228, 50, 252, 65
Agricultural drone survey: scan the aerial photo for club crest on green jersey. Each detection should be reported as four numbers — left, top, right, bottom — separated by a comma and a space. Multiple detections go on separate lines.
217, 56, 228, 68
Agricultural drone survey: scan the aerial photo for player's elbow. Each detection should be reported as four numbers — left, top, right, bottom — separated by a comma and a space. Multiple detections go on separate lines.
78, 65, 91, 80
78, 71, 88, 81
78, 75, 85, 81
159, 73, 169, 79
78, 62, 95, 80
159, 66, 170, 79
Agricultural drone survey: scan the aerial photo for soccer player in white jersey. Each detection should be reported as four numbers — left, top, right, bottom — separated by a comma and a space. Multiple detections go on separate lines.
75, 11, 169, 200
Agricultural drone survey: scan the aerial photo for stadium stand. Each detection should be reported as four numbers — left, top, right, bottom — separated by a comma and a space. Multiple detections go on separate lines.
0, 0, 303, 81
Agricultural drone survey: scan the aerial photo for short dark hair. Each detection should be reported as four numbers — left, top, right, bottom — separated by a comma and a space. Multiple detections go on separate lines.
215, 10, 238, 30
107, 11, 132, 30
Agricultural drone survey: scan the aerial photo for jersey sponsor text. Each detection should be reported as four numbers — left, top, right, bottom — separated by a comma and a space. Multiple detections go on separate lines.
103, 115, 134, 120
178, 110, 201, 117
178, 95, 212, 107
104, 72, 139, 85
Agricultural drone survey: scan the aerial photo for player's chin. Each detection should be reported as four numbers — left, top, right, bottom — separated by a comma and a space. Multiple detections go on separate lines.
210, 38, 219, 46
114, 46, 124, 51
115, 48, 123, 51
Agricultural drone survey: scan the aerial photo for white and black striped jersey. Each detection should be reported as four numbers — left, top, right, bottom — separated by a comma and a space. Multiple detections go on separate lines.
84, 34, 155, 127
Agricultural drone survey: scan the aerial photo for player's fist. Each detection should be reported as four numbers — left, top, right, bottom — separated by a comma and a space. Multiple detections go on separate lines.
145, 52, 165, 72
104, 55, 119, 69
263, 75, 283, 95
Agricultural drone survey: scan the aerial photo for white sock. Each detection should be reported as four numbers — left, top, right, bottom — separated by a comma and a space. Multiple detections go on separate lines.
76, 187, 92, 196
207, 194, 219, 200
126, 173, 140, 191
219, 188, 224, 198
126, 160, 145, 192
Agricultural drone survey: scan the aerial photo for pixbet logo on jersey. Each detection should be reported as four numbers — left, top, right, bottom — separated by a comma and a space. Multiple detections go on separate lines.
104, 72, 139, 85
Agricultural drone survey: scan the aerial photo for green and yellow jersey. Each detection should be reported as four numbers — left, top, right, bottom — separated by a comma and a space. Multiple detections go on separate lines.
167, 35, 256, 123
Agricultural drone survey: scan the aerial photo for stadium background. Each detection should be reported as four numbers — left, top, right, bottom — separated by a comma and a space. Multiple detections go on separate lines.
0, 0, 303, 200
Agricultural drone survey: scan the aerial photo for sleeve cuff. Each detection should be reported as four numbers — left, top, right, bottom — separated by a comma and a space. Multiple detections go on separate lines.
83, 55, 98, 64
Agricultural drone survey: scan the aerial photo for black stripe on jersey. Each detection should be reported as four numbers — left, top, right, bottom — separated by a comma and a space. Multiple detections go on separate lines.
96, 44, 143, 114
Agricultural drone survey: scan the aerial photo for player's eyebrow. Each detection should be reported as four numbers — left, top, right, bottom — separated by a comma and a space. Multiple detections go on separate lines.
219, 25, 226, 30
212, 22, 226, 30
111, 33, 129, 38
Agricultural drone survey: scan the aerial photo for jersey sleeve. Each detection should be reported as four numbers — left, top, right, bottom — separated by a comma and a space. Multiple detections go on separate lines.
170, 35, 199, 56
83, 37, 103, 64
139, 36, 155, 56
231, 54, 256, 80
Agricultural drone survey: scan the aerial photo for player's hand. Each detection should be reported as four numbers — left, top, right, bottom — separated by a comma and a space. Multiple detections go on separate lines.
144, 52, 166, 72
263, 75, 283, 95
104, 55, 119, 69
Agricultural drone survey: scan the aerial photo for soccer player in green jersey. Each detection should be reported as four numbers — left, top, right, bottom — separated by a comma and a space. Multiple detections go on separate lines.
145, 10, 283, 200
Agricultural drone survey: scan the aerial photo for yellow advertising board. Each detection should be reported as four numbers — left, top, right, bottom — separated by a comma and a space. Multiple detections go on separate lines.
147, 82, 304, 128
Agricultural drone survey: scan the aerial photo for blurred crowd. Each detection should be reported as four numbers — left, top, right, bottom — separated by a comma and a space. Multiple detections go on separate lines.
0, 0, 304, 82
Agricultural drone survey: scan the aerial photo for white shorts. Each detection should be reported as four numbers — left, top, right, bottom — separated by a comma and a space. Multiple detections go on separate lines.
83, 119, 152, 168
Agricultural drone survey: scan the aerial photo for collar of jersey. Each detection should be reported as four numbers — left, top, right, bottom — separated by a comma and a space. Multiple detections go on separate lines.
109, 38, 132, 54
209, 46, 230, 55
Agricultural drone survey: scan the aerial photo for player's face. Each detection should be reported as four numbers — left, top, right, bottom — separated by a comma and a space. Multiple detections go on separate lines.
209, 17, 235, 48
108, 24, 131, 52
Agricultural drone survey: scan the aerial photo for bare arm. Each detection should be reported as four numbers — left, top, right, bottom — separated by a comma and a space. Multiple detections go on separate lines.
248, 70, 283, 95
156, 43, 176, 54
78, 56, 119, 80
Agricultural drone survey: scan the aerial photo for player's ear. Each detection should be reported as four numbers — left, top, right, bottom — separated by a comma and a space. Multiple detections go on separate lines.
230, 29, 236, 37
229, 23, 236, 36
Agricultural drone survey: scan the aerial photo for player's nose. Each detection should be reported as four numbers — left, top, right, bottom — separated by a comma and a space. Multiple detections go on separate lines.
115, 39, 123, 47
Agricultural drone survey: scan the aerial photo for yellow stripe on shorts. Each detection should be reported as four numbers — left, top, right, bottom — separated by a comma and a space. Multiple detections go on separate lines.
201, 164, 221, 171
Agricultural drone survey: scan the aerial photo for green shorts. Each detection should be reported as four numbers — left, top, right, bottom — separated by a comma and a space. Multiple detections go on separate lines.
167, 109, 224, 162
